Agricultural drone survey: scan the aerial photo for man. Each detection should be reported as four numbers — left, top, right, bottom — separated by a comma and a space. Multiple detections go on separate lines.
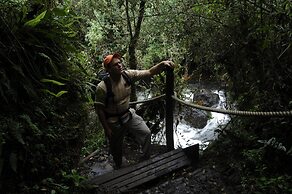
95, 53, 174, 169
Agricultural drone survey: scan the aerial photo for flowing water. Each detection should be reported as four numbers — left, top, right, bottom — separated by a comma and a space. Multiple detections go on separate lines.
173, 89, 230, 149
138, 85, 231, 150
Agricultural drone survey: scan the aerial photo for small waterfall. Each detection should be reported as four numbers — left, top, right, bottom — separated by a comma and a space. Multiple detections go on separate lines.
173, 90, 230, 149
144, 87, 230, 149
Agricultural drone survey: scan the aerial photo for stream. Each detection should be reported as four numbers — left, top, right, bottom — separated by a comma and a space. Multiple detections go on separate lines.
174, 89, 229, 149
138, 84, 231, 150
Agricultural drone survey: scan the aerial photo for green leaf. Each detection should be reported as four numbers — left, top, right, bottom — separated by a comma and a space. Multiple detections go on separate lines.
52, 8, 67, 16
55, 90, 68, 97
41, 79, 65, 86
24, 10, 47, 27
41, 89, 68, 97
38, 53, 58, 74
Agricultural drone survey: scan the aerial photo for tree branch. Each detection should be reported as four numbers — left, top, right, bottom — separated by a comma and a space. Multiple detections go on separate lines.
125, 0, 133, 38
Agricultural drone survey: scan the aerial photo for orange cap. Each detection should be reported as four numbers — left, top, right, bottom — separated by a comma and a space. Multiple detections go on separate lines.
103, 53, 121, 68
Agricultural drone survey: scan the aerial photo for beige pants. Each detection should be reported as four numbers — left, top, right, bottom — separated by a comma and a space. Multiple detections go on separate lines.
108, 108, 151, 168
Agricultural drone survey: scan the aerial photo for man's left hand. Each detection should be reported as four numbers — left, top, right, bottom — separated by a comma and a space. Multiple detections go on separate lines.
162, 60, 175, 69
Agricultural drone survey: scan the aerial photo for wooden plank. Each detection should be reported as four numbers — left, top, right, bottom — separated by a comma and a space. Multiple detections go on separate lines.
99, 154, 189, 192
117, 156, 190, 192
103, 152, 187, 188
102, 150, 185, 185
87, 147, 183, 186
119, 157, 190, 192
85, 144, 199, 193
91, 150, 185, 191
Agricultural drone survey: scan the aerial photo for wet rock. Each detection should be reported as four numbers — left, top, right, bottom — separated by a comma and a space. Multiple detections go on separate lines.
175, 105, 208, 129
174, 88, 221, 129
90, 161, 113, 176
193, 89, 220, 107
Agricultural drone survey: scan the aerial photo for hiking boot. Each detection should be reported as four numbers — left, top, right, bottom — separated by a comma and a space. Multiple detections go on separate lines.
113, 157, 129, 169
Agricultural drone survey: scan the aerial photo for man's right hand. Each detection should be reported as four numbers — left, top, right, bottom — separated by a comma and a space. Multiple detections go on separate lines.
97, 108, 113, 140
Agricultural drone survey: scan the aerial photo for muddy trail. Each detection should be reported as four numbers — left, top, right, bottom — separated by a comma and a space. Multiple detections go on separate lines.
78, 136, 242, 194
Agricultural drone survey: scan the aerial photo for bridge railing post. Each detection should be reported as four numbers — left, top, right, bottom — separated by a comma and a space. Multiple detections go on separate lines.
165, 67, 174, 151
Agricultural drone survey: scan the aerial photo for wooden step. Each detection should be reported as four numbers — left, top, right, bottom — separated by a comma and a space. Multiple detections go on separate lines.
83, 144, 199, 193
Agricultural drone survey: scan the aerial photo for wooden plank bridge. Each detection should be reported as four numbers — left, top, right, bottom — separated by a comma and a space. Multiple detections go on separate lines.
83, 144, 199, 193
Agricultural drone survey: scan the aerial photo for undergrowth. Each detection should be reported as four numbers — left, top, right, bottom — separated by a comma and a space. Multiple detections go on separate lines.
205, 117, 292, 194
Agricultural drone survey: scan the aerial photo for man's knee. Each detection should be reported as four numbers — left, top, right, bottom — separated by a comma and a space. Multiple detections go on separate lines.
144, 126, 151, 136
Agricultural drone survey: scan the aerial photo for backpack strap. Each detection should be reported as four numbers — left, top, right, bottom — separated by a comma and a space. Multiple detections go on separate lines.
103, 76, 114, 108
121, 71, 132, 86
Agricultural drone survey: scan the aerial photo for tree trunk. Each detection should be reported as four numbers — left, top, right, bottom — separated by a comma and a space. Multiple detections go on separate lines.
126, 0, 147, 101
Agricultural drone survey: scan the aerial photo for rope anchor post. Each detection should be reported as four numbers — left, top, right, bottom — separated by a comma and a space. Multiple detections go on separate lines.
165, 67, 175, 151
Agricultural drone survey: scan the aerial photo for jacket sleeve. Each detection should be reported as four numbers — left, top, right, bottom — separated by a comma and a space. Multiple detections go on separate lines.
125, 69, 151, 82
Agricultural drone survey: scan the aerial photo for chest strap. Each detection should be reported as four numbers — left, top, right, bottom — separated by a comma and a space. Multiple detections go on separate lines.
104, 109, 130, 119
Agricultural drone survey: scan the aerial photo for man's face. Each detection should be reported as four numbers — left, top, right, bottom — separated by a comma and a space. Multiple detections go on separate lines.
108, 57, 123, 75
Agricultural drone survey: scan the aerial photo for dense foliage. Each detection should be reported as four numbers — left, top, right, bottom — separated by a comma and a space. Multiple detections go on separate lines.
0, 0, 91, 192
0, 0, 291, 193
178, 1, 292, 193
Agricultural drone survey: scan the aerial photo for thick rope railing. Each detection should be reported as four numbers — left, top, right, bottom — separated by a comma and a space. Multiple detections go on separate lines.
172, 95, 292, 117
128, 94, 292, 117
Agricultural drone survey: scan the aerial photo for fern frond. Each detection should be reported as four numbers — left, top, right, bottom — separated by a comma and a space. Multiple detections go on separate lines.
55, 90, 68, 97
24, 10, 47, 27
41, 89, 68, 97
40, 79, 65, 86
20, 115, 42, 135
